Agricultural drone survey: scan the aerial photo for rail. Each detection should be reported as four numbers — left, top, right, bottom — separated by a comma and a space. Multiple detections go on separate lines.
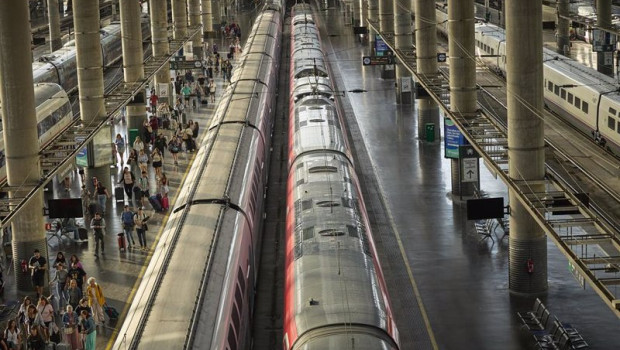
0, 27, 202, 231
366, 21, 620, 317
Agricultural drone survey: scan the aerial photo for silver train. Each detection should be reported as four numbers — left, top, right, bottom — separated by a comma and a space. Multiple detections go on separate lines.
33, 15, 151, 94
0, 83, 73, 180
283, 4, 399, 350
112, 5, 282, 350
436, 8, 620, 156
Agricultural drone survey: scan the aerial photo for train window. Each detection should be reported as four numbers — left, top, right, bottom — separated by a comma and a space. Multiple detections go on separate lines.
608, 117, 616, 130
296, 178, 305, 186
316, 201, 340, 208
237, 267, 245, 293
319, 229, 344, 236
296, 162, 304, 169
547, 81, 553, 91
303, 227, 314, 240
302, 200, 312, 210
231, 302, 241, 338
553, 85, 560, 96
347, 225, 358, 238
235, 287, 243, 314
567, 92, 573, 104
299, 120, 307, 128
610, 107, 617, 116
341, 197, 353, 208
560, 89, 566, 100
582, 102, 588, 113
309, 165, 337, 173
227, 325, 238, 350
574, 97, 581, 109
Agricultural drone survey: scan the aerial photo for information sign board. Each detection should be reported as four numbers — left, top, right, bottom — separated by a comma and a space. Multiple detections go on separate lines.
444, 118, 466, 159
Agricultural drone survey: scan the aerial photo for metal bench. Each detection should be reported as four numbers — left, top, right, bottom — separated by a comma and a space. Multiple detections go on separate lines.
475, 218, 496, 242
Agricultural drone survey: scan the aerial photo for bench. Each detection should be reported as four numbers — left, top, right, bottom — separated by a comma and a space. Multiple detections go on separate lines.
475, 219, 496, 242
518, 299, 589, 350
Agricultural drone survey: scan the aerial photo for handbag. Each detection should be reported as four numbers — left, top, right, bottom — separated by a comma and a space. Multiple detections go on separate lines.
64, 326, 74, 334
143, 223, 148, 231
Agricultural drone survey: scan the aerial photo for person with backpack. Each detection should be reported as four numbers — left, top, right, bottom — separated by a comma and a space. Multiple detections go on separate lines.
120, 205, 136, 250
90, 212, 106, 258
134, 207, 149, 251
118, 167, 135, 200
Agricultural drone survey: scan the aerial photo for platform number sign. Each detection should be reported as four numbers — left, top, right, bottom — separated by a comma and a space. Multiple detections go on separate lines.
437, 53, 447, 63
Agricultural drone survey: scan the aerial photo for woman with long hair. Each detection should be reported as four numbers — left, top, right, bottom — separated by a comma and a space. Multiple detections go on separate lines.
86, 278, 106, 326
62, 305, 81, 349
36, 297, 53, 342
4, 320, 21, 350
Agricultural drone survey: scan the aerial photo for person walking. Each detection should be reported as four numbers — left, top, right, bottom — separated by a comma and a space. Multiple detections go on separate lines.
36, 297, 53, 342
86, 278, 105, 326
137, 149, 149, 174
4, 320, 21, 350
66, 279, 82, 310
114, 134, 125, 167
62, 305, 80, 350
49, 262, 69, 311
80, 310, 96, 350
90, 212, 106, 258
208, 79, 216, 103
136, 171, 149, 208
151, 149, 163, 179
168, 137, 181, 165
120, 205, 136, 250
80, 185, 91, 219
149, 89, 158, 113
28, 249, 46, 299
95, 182, 110, 214
118, 167, 136, 201
134, 207, 149, 250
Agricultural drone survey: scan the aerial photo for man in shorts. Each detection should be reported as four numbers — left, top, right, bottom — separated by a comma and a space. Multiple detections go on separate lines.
29, 249, 47, 298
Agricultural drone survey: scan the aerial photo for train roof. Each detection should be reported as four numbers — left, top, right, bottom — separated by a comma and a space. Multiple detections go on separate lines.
543, 50, 620, 94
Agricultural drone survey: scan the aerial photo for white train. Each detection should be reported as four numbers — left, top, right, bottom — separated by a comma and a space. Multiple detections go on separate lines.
33, 15, 151, 94
284, 4, 399, 350
0, 83, 73, 180
112, 5, 282, 350
436, 8, 620, 155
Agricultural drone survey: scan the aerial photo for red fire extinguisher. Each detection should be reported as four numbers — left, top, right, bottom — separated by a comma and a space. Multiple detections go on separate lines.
20, 260, 28, 274
526, 259, 534, 275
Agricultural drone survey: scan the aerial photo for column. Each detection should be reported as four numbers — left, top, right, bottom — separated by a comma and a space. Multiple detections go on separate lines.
506, 0, 547, 295
596, 0, 613, 76
48, 0, 63, 51
394, 0, 413, 103
379, 0, 395, 79
367, 0, 379, 51
448, 0, 477, 196
413, 0, 440, 141
173, 0, 188, 39
202, 0, 215, 41
353, 0, 361, 27
556, 0, 570, 55
189, 0, 203, 59
74, 0, 112, 189
120, 0, 146, 133
150, 0, 172, 104
0, 0, 47, 293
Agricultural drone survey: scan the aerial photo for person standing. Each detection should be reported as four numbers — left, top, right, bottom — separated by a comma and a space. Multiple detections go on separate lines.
28, 249, 46, 299
134, 207, 149, 250
181, 84, 192, 107
86, 278, 105, 326
90, 213, 106, 258
49, 263, 69, 310
66, 279, 82, 310
4, 320, 21, 350
208, 79, 216, 103
149, 89, 158, 113
120, 205, 136, 250
36, 297, 53, 342
137, 171, 149, 208
80, 185, 91, 219
80, 310, 96, 350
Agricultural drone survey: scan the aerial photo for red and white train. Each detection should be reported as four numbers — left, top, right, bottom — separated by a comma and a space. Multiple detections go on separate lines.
284, 4, 399, 350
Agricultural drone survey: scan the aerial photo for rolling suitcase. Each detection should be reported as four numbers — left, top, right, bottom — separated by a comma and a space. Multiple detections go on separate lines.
88, 203, 98, 217
117, 233, 126, 252
161, 196, 169, 210
149, 195, 163, 212
104, 304, 120, 320
115, 187, 124, 202
55, 343, 71, 350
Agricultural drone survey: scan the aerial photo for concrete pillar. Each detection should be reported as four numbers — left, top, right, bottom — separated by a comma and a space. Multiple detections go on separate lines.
189, 0, 203, 59
379, 0, 395, 79
596, 0, 613, 76
506, 0, 547, 295
394, 0, 413, 104
48, 0, 63, 51
0, 0, 47, 293
120, 0, 146, 134
202, 0, 215, 40
111, 0, 118, 20
448, 0, 477, 196
557, 0, 570, 56
353, 0, 361, 26
173, 0, 188, 39
367, 0, 379, 49
150, 0, 172, 104
413, 0, 440, 141
74, 1, 113, 184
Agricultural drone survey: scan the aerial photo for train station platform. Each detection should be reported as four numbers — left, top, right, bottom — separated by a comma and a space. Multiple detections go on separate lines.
313, 3, 620, 349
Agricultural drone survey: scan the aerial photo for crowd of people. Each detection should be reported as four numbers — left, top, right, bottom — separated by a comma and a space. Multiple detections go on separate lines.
0, 251, 105, 349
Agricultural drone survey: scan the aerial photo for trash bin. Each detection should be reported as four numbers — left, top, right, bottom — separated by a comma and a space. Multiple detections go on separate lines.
129, 129, 139, 147
425, 123, 435, 142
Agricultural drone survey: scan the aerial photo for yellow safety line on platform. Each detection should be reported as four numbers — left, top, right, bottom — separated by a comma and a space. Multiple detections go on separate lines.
105, 151, 198, 350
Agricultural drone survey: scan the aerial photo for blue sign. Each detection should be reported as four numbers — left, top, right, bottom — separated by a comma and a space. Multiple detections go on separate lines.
375, 35, 388, 55
444, 118, 467, 159
75, 136, 88, 167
